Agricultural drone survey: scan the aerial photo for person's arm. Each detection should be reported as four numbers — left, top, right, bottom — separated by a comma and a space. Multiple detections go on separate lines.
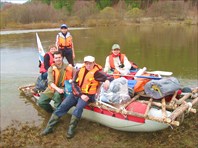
71, 36, 75, 59
123, 56, 132, 70
94, 70, 113, 90
44, 54, 50, 70
71, 70, 82, 97
103, 56, 110, 73
48, 67, 64, 94
55, 34, 59, 49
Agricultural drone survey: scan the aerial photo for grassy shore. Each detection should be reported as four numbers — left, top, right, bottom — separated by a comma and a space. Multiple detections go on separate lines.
1, 17, 197, 31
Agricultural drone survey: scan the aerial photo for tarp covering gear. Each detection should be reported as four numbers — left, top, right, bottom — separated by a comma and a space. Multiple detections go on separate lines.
144, 77, 181, 99
99, 77, 131, 104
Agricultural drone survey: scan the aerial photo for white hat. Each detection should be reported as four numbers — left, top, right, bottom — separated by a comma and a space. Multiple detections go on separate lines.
60, 24, 68, 29
84, 56, 95, 62
112, 44, 120, 50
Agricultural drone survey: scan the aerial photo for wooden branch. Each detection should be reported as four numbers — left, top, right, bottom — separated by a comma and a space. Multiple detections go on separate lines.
169, 91, 178, 107
169, 97, 198, 121
176, 93, 192, 105
144, 98, 152, 117
161, 98, 167, 119
121, 94, 140, 109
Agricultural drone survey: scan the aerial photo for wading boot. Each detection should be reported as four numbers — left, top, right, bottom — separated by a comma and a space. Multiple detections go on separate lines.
66, 115, 79, 139
40, 114, 59, 136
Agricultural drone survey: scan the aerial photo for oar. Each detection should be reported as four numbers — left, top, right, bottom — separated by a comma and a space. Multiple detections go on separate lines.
107, 73, 134, 77
146, 71, 173, 76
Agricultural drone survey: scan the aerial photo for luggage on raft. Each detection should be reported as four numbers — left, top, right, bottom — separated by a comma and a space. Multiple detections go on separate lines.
144, 77, 181, 99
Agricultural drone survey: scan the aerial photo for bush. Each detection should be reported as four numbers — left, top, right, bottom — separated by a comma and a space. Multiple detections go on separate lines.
125, 8, 144, 18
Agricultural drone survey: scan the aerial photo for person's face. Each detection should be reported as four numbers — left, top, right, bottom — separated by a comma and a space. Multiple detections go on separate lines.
112, 48, 120, 55
50, 47, 58, 54
61, 28, 67, 34
54, 54, 63, 65
84, 61, 95, 71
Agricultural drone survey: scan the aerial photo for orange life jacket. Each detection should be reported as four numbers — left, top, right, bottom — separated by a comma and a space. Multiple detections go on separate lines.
57, 32, 73, 49
48, 64, 73, 91
76, 64, 102, 95
40, 52, 54, 73
109, 54, 125, 69
109, 53, 138, 72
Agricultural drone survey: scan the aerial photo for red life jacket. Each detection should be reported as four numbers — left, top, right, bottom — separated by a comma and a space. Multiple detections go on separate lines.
40, 52, 54, 73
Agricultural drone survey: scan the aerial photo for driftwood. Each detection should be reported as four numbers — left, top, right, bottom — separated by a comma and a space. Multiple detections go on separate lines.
169, 97, 198, 121
161, 98, 167, 119
138, 100, 196, 113
176, 93, 192, 105
169, 91, 178, 108
144, 98, 152, 117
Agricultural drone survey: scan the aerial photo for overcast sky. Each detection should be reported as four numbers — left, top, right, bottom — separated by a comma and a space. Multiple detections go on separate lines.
1, 0, 29, 4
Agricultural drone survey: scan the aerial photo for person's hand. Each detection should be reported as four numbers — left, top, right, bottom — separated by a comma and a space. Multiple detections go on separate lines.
81, 94, 89, 102
73, 53, 75, 59
103, 80, 110, 90
57, 88, 64, 94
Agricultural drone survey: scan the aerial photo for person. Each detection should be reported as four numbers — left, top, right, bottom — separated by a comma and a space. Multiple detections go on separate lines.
34, 45, 58, 93
38, 51, 74, 113
41, 56, 113, 139
55, 24, 75, 66
40, 45, 58, 80
104, 44, 138, 77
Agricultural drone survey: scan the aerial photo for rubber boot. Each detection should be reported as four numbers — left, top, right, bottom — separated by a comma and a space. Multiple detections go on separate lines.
66, 115, 79, 139
40, 114, 59, 136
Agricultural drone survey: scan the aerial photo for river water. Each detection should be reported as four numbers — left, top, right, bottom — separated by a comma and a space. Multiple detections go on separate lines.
0, 25, 197, 130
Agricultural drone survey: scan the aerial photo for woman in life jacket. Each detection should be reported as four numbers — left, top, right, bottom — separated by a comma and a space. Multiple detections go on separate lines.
34, 45, 58, 93
39, 45, 58, 80
104, 44, 138, 78
55, 24, 75, 66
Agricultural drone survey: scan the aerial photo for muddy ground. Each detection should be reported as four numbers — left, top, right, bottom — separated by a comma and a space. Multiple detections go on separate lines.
1, 104, 198, 148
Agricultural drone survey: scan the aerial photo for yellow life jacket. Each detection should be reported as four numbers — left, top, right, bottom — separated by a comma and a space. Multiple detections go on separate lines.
57, 32, 73, 49
76, 64, 102, 95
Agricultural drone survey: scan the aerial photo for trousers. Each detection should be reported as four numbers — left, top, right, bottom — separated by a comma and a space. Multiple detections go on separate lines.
54, 93, 95, 118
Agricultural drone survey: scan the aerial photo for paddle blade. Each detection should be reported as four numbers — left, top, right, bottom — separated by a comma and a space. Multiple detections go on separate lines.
147, 71, 173, 76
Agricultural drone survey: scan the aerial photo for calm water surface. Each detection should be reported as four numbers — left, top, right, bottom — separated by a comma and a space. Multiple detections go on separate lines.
0, 26, 197, 130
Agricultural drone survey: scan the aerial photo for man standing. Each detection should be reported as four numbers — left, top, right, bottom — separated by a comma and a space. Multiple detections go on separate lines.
55, 24, 75, 66
41, 56, 113, 138
38, 51, 73, 113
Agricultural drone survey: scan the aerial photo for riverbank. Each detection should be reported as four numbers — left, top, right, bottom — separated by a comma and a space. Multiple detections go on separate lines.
1, 107, 198, 147
1, 16, 197, 31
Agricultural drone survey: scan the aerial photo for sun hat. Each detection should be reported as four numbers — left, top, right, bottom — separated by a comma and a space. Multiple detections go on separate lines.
112, 44, 120, 50
60, 24, 68, 29
84, 56, 95, 62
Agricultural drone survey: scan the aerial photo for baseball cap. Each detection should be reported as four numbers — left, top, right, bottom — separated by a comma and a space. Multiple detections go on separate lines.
60, 24, 68, 29
84, 56, 95, 62
112, 44, 120, 50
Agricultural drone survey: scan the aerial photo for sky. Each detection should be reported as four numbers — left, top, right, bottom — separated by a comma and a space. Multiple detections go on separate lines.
1, 0, 29, 4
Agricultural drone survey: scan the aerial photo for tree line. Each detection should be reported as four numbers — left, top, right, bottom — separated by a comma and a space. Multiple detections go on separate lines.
0, 0, 197, 29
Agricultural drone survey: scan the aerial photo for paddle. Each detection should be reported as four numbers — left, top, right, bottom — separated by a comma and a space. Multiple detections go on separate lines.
107, 73, 134, 77
146, 71, 173, 76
